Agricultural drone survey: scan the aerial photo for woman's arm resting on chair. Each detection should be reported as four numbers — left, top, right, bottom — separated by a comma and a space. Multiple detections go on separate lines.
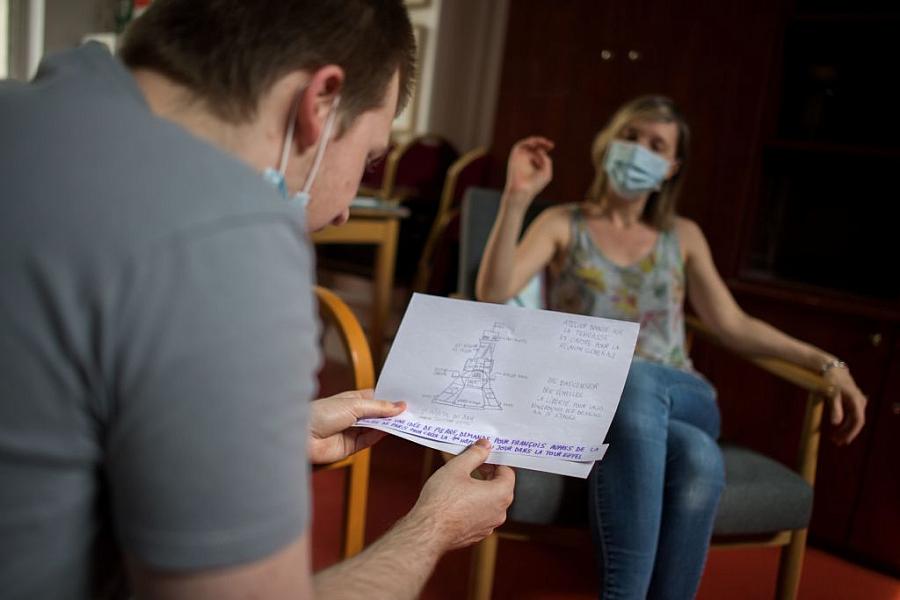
679, 218, 867, 444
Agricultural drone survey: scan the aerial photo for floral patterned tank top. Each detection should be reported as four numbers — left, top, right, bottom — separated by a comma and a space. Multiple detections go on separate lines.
548, 205, 691, 370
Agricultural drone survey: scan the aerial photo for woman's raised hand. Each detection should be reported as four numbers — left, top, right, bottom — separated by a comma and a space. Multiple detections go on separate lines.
504, 136, 555, 207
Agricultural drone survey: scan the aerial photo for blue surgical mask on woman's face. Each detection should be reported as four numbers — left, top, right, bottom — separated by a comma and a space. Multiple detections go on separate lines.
263, 93, 341, 208
603, 140, 671, 200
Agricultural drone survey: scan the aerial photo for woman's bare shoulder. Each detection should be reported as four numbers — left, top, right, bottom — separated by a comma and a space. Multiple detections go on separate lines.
673, 215, 712, 262
533, 202, 578, 228
525, 202, 578, 249
673, 215, 705, 242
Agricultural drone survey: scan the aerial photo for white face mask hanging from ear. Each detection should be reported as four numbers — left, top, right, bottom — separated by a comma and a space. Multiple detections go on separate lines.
263, 93, 341, 208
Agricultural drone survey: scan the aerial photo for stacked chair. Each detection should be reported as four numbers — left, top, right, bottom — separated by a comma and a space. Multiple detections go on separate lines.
413, 147, 492, 295
319, 134, 458, 285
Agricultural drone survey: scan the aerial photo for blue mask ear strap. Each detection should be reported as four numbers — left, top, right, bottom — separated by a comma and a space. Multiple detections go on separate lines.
267, 90, 340, 209
277, 98, 299, 176
262, 167, 288, 197
300, 95, 341, 194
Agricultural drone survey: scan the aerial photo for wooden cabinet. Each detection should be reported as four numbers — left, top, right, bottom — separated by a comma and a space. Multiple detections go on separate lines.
491, 0, 900, 574
733, 2, 900, 572
848, 336, 900, 572
691, 283, 898, 566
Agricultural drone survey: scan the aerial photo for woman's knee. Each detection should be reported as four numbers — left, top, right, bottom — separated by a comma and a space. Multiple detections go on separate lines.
688, 432, 725, 486
667, 424, 725, 508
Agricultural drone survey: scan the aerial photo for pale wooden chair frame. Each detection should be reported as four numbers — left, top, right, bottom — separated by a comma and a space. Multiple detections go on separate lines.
361, 134, 457, 204
314, 285, 376, 559
412, 147, 489, 294
466, 314, 832, 600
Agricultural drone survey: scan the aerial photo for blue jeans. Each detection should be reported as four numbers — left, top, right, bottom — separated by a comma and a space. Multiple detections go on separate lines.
589, 360, 725, 600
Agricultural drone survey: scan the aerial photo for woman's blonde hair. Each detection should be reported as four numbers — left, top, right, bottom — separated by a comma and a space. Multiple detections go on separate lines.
587, 95, 690, 230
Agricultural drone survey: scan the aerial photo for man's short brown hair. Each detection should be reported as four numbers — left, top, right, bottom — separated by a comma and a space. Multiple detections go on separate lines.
120, 0, 415, 129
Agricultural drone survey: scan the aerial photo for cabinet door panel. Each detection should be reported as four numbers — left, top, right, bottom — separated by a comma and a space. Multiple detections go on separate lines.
491, 0, 622, 203
848, 336, 900, 574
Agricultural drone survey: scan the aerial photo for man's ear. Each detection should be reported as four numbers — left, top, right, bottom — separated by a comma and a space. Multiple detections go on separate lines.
295, 65, 345, 150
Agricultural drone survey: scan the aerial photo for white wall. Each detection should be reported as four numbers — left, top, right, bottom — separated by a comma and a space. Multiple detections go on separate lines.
399, 0, 509, 154
43, 0, 112, 54
6, 0, 48, 79
429, 0, 508, 152
3, 0, 112, 79
399, 0, 442, 138
0, 1, 8, 78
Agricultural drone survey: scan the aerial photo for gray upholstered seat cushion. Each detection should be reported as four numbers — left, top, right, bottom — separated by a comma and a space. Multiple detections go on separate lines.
713, 443, 813, 535
505, 443, 813, 537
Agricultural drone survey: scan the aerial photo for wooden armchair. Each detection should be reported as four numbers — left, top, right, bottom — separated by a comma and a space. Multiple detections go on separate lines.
358, 144, 394, 199
467, 331, 828, 600
413, 147, 491, 294
377, 134, 458, 204
687, 316, 828, 598
314, 285, 376, 559
456, 188, 832, 600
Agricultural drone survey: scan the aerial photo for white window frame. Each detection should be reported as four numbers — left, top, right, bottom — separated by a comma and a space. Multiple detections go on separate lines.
5, 0, 43, 80
0, 0, 8, 78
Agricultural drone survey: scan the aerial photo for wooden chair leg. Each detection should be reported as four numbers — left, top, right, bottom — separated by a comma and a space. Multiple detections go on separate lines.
775, 529, 807, 600
468, 532, 499, 600
341, 448, 371, 559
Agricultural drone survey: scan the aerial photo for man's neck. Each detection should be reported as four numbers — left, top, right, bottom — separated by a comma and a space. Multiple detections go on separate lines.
129, 68, 283, 173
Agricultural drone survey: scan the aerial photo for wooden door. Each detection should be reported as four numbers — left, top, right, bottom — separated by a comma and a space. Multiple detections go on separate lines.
490, 0, 622, 203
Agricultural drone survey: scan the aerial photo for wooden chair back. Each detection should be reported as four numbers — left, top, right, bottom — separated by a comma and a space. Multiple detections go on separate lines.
381, 134, 459, 203
314, 286, 375, 559
413, 147, 491, 294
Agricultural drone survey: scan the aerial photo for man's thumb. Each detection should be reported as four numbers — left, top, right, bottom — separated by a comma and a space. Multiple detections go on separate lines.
350, 398, 406, 421
449, 439, 493, 473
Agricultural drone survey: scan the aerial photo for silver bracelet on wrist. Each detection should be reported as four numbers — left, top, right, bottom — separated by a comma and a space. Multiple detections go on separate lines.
820, 358, 847, 376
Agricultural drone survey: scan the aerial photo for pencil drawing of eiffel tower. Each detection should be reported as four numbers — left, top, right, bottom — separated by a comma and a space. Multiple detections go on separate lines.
434, 323, 510, 410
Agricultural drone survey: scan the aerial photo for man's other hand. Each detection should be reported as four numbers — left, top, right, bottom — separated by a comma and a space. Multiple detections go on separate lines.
308, 389, 405, 464
410, 440, 516, 551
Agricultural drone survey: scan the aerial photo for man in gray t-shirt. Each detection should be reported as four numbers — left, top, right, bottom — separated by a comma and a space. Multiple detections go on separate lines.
0, 1, 514, 599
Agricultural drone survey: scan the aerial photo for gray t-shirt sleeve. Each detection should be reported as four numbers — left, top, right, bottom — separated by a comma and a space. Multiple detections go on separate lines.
104, 215, 320, 571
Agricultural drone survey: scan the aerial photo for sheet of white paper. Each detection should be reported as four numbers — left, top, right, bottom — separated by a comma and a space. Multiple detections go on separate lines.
359, 294, 639, 473
376, 424, 604, 478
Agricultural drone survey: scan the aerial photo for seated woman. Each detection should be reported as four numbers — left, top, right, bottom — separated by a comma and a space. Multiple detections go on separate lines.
476, 95, 867, 600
